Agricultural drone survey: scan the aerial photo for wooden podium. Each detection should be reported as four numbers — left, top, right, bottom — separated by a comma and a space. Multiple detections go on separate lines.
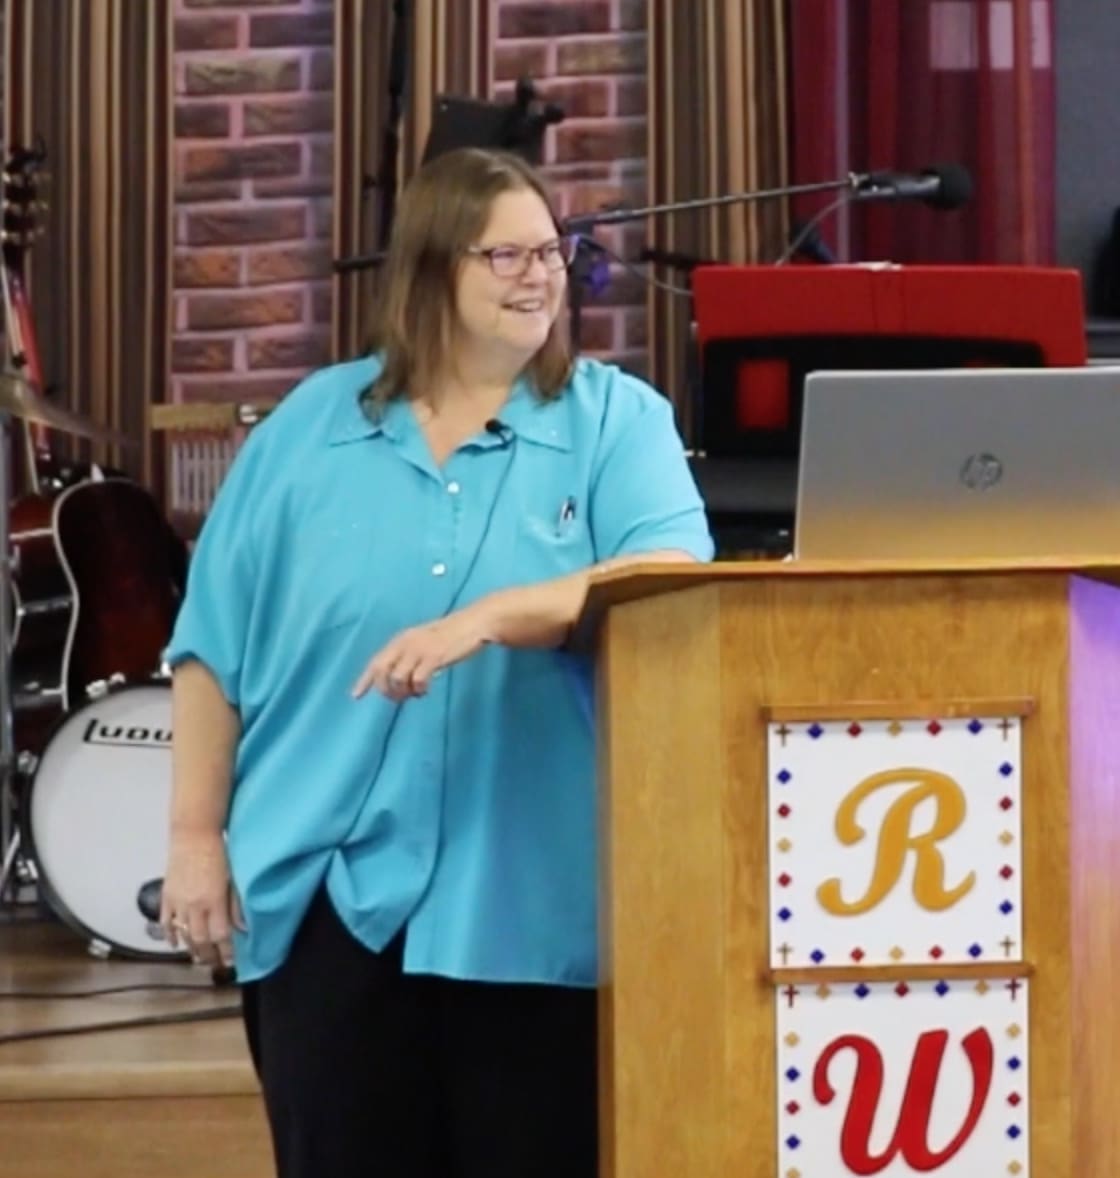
588, 559, 1120, 1178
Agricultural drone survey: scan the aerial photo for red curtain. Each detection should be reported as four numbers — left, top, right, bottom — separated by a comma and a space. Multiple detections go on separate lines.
790, 0, 1055, 264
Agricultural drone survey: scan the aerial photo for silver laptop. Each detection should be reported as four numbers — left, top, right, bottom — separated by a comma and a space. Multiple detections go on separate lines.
794, 366, 1120, 560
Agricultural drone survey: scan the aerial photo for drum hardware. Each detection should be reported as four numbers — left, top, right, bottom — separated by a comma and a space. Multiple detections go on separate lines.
0, 143, 126, 899
85, 671, 128, 700
0, 144, 182, 922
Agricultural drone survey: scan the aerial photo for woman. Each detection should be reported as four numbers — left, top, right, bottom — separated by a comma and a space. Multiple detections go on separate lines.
160, 147, 713, 1178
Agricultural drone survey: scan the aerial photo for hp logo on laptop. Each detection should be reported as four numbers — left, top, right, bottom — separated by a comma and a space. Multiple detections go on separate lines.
960, 453, 1004, 491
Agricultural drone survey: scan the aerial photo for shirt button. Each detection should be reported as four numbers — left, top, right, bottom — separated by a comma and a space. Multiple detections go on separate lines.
446, 481, 461, 495
431, 562, 447, 577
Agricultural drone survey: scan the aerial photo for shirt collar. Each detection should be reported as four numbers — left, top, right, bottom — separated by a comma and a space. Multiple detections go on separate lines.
327, 371, 573, 452
491, 376, 572, 452
327, 385, 410, 446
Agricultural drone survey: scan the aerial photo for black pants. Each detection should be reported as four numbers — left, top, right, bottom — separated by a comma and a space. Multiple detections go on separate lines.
241, 889, 598, 1178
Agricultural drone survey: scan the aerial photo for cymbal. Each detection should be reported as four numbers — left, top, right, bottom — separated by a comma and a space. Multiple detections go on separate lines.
0, 373, 132, 445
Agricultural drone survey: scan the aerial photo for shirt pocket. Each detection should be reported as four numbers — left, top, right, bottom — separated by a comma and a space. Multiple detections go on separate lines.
516, 513, 595, 579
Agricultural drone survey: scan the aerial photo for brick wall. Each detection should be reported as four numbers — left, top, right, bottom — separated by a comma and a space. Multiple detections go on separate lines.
172, 0, 333, 405
170, 0, 651, 405
493, 0, 649, 375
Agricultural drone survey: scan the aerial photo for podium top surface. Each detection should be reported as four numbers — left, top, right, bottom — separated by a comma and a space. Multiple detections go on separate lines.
584, 556, 1120, 624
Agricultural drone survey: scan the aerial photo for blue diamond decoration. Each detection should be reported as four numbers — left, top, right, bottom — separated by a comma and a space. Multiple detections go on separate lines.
1000, 762, 1014, 777
786, 1136, 801, 1150
1001, 901, 1015, 915
968, 718, 984, 734
777, 769, 792, 784
1008, 1126, 1022, 1140
1008, 1057, 1022, 1071
855, 984, 870, 999
807, 723, 824, 739
786, 1067, 800, 1083
778, 907, 793, 922
968, 943, 983, 958
810, 949, 825, 964
935, 981, 950, 996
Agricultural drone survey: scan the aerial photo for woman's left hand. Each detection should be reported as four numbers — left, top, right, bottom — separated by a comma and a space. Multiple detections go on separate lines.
351, 600, 498, 701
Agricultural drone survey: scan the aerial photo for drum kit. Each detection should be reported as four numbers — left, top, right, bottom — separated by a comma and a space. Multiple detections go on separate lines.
0, 143, 185, 963
0, 371, 185, 963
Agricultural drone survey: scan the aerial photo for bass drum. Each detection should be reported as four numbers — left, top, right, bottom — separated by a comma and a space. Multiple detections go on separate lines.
23, 679, 187, 961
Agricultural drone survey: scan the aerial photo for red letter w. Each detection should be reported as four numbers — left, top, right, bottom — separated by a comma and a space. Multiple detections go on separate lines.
812, 1028, 994, 1174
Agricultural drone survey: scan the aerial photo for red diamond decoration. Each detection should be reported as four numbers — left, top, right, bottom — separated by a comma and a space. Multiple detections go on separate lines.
777, 803, 792, 818
850, 948, 865, 962
1000, 797, 1014, 811
1000, 865, 1014, 880
895, 982, 910, 997
778, 873, 792, 887
1008, 1093, 1022, 1107
847, 722, 862, 737
927, 719, 943, 735
786, 1101, 801, 1115
929, 946, 944, 960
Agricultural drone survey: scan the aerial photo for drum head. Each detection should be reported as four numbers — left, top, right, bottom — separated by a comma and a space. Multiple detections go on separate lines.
25, 682, 186, 960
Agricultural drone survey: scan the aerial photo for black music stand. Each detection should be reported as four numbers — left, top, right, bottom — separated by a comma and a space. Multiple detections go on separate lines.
421, 82, 564, 167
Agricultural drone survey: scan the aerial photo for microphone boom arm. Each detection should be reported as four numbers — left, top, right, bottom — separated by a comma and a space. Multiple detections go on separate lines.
564, 175, 858, 233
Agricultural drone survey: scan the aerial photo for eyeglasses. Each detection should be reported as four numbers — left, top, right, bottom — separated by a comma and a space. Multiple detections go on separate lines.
464, 235, 578, 278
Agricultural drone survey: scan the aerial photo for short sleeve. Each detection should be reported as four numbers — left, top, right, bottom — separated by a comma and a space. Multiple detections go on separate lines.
162, 426, 269, 707
589, 375, 714, 561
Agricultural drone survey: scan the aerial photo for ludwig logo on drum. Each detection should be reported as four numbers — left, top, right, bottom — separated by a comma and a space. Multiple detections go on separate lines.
81, 717, 171, 749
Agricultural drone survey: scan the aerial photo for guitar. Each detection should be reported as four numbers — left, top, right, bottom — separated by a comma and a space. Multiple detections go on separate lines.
1, 143, 187, 755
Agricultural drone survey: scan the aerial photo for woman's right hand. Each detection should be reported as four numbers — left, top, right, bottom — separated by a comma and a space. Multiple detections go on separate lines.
160, 827, 246, 968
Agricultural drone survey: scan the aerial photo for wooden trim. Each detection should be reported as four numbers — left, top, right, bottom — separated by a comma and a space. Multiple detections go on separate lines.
150, 403, 277, 432
770, 963, 1034, 985
762, 698, 1036, 722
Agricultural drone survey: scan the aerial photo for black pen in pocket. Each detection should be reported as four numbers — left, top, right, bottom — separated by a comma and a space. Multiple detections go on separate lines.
556, 495, 577, 535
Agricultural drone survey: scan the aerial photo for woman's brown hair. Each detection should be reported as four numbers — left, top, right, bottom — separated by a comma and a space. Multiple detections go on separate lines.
366, 147, 573, 405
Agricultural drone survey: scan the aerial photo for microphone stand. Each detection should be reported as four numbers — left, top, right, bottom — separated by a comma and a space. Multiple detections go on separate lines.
564, 174, 860, 349
374, 0, 409, 252
331, 2, 408, 279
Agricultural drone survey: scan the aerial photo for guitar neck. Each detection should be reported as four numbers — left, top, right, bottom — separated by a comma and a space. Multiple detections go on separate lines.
1, 259, 53, 492
1, 145, 55, 491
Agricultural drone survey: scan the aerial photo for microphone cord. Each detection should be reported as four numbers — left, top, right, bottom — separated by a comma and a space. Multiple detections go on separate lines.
774, 193, 853, 266
575, 236, 693, 298
0, 1003, 240, 1046
574, 191, 855, 299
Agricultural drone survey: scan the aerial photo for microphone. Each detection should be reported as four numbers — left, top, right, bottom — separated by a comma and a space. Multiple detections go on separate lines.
485, 418, 513, 443
135, 877, 238, 987
853, 163, 974, 211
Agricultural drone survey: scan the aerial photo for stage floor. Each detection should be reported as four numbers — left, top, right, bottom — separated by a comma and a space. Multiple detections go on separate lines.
0, 913, 272, 1177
